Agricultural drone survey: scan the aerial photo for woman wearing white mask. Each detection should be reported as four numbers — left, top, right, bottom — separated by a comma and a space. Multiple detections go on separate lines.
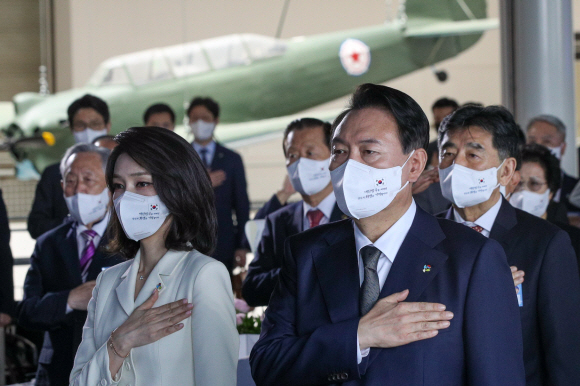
510, 144, 580, 270
70, 127, 238, 386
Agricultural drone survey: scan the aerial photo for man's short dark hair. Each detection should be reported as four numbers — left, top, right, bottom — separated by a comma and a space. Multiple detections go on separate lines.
91, 134, 115, 145
282, 118, 331, 155
106, 127, 217, 258
432, 97, 459, 111
143, 103, 175, 124
521, 143, 561, 193
332, 83, 430, 154
438, 105, 521, 165
186, 97, 220, 119
67, 94, 110, 127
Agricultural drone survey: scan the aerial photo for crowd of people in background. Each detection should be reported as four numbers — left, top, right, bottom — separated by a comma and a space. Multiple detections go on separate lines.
0, 84, 578, 385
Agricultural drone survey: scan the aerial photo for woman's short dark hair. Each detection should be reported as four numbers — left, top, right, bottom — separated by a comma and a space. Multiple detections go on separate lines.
332, 83, 430, 154
186, 97, 220, 119
520, 143, 561, 193
438, 105, 522, 166
282, 118, 331, 155
67, 94, 110, 127
106, 127, 217, 258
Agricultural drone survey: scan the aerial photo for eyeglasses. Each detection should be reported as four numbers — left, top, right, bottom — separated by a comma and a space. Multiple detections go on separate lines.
72, 121, 106, 131
516, 178, 548, 193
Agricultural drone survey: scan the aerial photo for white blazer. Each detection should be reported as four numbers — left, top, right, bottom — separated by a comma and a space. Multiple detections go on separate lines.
70, 249, 239, 386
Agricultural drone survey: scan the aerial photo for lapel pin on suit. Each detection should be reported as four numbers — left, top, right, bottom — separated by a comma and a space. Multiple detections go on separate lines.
156, 282, 164, 292
341, 214, 349, 220
423, 265, 431, 273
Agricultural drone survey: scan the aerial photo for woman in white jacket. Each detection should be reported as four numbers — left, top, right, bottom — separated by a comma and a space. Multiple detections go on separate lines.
70, 127, 238, 386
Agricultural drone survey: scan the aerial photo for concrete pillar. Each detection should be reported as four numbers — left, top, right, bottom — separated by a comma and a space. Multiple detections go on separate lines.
501, 0, 577, 176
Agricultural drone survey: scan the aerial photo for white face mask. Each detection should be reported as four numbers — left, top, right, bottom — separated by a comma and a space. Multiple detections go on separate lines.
286, 157, 331, 196
73, 128, 108, 144
548, 145, 563, 160
330, 151, 414, 220
190, 120, 216, 141
439, 160, 505, 208
509, 189, 550, 217
113, 191, 170, 241
64, 187, 110, 226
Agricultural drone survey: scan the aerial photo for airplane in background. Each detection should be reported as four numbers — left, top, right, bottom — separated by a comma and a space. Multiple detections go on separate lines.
2, 0, 497, 172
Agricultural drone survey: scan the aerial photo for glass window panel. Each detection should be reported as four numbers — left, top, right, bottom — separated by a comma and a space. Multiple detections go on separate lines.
201, 35, 251, 70
242, 34, 287, 60
164, 43, 210, 77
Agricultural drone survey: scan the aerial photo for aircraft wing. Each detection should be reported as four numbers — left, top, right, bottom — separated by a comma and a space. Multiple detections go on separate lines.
404, 18, 499, 38
174, 109, 343, 148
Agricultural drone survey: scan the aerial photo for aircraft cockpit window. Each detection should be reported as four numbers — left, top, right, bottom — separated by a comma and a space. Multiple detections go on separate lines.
242, 35, 287, 60
164, 44, 210, 77
125, 54, 173, 86
201, 35, 251, 70
88, 63, 130, 87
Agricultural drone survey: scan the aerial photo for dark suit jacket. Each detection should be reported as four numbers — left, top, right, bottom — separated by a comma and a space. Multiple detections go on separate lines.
242, 200, 343, 307
440, 199, 580, 386
254, 194, 285, 220
17, 220, 123, 386
27, 163, 68, 239
250, 207, 525, 386
210, 143, 250, 270
0, 189, 14, 317
552, 220, 580, 278
413, 181, 450, 215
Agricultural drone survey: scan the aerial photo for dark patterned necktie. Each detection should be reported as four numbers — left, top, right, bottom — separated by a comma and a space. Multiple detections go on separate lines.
360, 245, 382, 316
80, 229, 97, 282
200, 148, 209, 168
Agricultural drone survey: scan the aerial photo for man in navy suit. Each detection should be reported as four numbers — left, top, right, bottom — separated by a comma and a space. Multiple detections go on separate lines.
188, 97, 250, 271
27, 94, 112, 239
437, 106, 580, 386
18, 144, 123, 386
250, 84, 525, 385
243, 118, 345, 307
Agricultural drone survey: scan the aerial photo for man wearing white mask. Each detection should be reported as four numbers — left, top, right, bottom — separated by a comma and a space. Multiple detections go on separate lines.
437, 105, 580, 385
18, 143, 123, 386
525, 114, 579, 213
187, 96, 250, 271
242, 118, 344, 307
28, 94, 112, 239
251, 84, 525, 385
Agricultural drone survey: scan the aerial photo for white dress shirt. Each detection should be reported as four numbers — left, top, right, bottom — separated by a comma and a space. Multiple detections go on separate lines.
66, 211, 110, 313
452, 196, 502, 238
192, 140, 216, 167
302, 192, 336, 230
354, 200, 417, 362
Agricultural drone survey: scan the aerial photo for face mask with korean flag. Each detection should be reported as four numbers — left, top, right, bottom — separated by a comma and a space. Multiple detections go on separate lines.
113, 191, 170, 241
330, 151, 414, 219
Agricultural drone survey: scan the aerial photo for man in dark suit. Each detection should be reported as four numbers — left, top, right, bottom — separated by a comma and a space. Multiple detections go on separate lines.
437, 105, 580, 386
0, 189, 14, 327
526, 114, 579, 213
243, 118, 344, 307
27, 94, 112, 239
187, 97, 250, 271
18, 143, 123, 386
250, 84, 525, 385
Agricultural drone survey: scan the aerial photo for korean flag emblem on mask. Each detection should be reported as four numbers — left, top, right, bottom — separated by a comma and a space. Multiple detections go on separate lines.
114, 192, 170, 241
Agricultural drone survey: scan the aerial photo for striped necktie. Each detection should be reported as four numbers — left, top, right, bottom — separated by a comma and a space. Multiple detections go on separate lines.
80, 229, 97, 282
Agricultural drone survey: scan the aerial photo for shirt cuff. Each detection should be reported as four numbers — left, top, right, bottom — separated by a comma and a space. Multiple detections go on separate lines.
356, 333, 370, 364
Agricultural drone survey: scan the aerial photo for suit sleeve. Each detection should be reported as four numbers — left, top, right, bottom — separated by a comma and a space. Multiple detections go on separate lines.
192, 261, 238, 386
70, 272, 133, 386
464, 238, 526, 386
254, 195, 284, 220
232, 153, 250, 250
17, 238, 71, 330
538, 230, 580, 385
250, 238, 360, 386
27, 166, 64, 239
242, 214, 280, 307
0, 190, 14, 316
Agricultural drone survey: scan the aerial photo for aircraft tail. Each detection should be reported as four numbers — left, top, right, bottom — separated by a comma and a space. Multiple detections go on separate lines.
405, 0, 487, 22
